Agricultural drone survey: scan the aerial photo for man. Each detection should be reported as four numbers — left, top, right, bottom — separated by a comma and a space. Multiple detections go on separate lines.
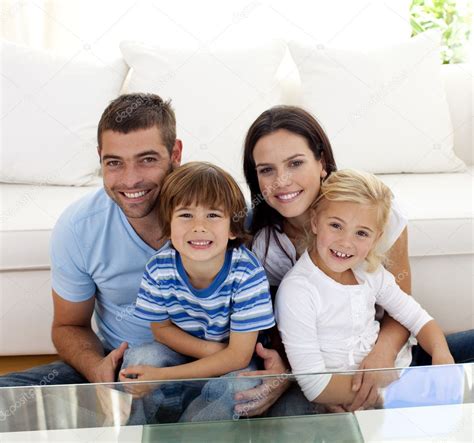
1, 93, 182, 386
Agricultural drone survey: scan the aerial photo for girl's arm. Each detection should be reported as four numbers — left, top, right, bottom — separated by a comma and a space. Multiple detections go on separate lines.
120, 330, 258, 381
151, 320, 225, 359
416, 321, 454, 365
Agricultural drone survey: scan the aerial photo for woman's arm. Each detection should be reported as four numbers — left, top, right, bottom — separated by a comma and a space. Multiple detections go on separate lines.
151, 320, 225, 359
120, 330, 258, 381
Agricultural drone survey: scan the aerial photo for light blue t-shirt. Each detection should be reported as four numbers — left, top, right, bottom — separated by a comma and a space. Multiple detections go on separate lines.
50, 188, 157, 349
135, 243, 275, 341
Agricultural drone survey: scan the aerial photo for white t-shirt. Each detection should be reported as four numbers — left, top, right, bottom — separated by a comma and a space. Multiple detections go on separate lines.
274, 251, 433, 402
252, 198, 407, 287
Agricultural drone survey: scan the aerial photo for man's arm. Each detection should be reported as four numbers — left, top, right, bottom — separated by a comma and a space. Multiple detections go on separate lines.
51, 290, 127, 383
151, 320, 225, 359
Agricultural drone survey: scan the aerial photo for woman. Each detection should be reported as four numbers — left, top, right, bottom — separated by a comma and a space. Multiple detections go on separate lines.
234, 105, 473, 416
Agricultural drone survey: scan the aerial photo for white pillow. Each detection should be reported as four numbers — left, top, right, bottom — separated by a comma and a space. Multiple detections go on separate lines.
120, 40, 287, 186
288, 31, 466, 173
1, 40, 127, 185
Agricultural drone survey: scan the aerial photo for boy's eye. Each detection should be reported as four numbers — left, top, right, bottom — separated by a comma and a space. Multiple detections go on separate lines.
208, 213, 222, 218
357, 230, 369, 238
178, 213, 192, 218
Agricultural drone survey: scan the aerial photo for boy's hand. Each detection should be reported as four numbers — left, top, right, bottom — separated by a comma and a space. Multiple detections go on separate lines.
119, 365, 165, 398
431, 350, 455, 366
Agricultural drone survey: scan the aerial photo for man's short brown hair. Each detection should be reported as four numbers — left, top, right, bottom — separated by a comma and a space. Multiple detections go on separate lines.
159, 162, 249, 249
97, 93, 176, 153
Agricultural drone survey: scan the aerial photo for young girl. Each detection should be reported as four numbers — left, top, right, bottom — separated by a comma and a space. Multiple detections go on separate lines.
119, 161, 274, 421
275, 169, 454, 407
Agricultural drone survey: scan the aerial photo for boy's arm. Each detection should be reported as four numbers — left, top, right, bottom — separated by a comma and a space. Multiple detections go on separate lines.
120, 330, 258, 381
416, 320, 454, 365
151, 320, 225, 359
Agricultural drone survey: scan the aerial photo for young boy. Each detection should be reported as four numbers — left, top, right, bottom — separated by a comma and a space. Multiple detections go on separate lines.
119, 161, 275, 421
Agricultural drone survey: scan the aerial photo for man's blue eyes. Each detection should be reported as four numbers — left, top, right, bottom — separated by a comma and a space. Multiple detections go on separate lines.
106, 157, 157, 167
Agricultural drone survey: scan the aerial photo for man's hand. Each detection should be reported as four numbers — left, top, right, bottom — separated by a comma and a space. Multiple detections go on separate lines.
348, 348, 397, 411
90, 342, 128, 383
233, 343, 290, 417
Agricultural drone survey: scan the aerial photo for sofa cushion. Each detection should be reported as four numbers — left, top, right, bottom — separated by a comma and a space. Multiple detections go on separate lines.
378, 167, 474, 258
288, 31, 466, 174
0, 39, 127, 186
0, 184, 100, 270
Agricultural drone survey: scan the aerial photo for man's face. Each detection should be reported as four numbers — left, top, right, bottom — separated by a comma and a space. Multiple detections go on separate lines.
99, 126, 181, 219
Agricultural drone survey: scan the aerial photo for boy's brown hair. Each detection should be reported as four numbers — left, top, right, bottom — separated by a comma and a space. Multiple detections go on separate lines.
97, 93, 176, 153
159, 162, 249, 248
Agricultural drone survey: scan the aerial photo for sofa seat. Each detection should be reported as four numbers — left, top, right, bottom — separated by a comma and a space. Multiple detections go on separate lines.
1, 184, 100, 271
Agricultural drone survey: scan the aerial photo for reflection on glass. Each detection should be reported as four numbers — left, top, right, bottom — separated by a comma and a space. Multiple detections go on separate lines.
0, 364, 471, 434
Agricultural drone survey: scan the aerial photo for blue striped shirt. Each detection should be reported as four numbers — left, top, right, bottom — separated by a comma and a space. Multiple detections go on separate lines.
134, 243, 275, 342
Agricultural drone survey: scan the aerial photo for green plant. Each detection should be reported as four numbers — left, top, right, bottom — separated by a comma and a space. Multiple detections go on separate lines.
410, 0, 472, 63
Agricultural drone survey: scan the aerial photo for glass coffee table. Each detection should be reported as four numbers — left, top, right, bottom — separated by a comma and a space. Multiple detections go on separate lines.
0, 363, 472, 442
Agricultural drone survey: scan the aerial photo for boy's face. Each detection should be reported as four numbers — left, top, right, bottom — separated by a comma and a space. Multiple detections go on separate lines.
99, 126, 181, 220
170, 204, 236, 265
310, 200, 381, 275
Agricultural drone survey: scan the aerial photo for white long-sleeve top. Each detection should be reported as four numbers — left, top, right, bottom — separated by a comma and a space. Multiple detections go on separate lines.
275, 250, 433, 402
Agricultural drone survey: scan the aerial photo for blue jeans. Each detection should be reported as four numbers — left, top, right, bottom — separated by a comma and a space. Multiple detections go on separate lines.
411, 329, 474, 366
121, 341, 260, 424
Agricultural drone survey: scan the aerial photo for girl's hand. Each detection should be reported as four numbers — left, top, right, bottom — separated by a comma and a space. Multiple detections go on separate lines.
431, 350, 455, 366
233, 343, 290, 417
349, 349, 398, 411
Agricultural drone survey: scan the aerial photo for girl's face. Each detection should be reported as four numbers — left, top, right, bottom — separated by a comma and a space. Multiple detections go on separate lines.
310, 200, 382, 276
253, 129, 327, 221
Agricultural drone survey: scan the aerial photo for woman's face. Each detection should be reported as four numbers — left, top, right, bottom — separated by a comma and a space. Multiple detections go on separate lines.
253, 129, 327, 220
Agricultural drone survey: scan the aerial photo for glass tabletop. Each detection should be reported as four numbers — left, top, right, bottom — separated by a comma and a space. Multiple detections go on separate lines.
0, 363, 472, 440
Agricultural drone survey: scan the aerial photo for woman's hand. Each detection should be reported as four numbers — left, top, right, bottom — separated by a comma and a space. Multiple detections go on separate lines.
233, 343, 290, 417
348, 348, 398, 411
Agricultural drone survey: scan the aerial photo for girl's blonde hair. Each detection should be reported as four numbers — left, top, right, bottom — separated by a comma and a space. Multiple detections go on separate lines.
310, 169, 393, 272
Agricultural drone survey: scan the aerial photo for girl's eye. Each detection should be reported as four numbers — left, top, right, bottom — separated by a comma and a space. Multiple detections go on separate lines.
329, 223, 341, 229
257, 167, 272, 175
357, 230, 369, 238
290, 160, 303, 167
208, 213, 222, 218
178, 213, 192, 218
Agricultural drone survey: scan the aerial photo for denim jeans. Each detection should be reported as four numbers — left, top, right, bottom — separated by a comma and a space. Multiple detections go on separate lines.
121, 341, 260, 424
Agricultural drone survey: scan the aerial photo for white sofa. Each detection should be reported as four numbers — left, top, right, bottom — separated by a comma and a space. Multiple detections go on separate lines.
0, 46, 472, 355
